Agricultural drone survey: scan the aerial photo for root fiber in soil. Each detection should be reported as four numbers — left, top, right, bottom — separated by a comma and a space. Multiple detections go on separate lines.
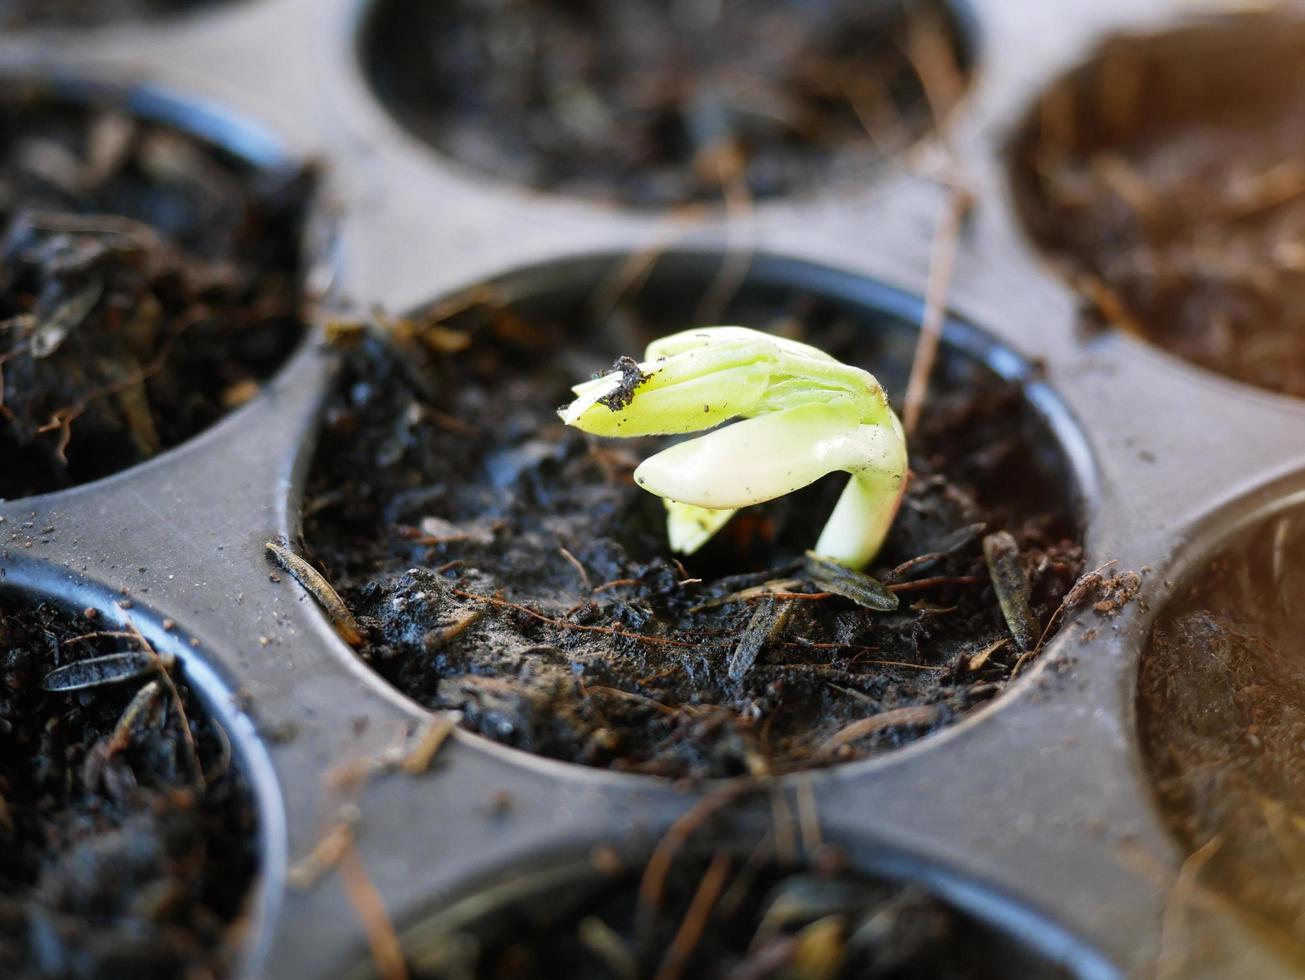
0, 597, 258, 979
0, 86, 314, 500
363, 0, 969, 208
303, 272, 1084, 779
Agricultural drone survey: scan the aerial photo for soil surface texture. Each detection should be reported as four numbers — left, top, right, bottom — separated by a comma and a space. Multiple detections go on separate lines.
1140, 511, 1305, 967
402, 847, 1064, 978
304, 277, 1083, 779
0, 597, 258, 979
0, 0, 223, 29
0, 87, 314, 500
364, 0, 968, 208
1010, 15, 1305, 397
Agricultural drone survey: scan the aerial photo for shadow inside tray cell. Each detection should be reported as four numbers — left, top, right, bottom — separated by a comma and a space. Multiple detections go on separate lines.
1008, 13, 1305, 398
344, 825, 1112, 979
300, 251, 1091, 780
0, 584, 261, 977
0, 78, 318, 503
1139, 504, 1305, 971
359, 0, 974, 208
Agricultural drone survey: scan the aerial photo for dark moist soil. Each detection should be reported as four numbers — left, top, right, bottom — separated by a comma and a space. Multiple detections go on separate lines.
0, 0, 223, 29
0, 598, 258, 979
0, 86, 315, 500
406, 848, 1065, 979
303, 283, 1083, 779
363, 0, 969, 208
1139, 511, 1305, 966
1009, 15, 1305, 397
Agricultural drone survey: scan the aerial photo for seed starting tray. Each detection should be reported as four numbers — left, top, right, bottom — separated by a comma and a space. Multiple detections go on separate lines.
3, 0, 1304, 977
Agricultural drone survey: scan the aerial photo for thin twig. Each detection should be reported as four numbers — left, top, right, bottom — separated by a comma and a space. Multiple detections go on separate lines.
902, 183, 973, 436
122, 619, 205, 790
559, 547, 592, 591
637, 785, 751, 948
889, 550, 949, 578
400, 713, 459, 775
782, 657, 943, 674
324, 715, 463, 790
340, 834, 408, 980
848, 654, 943, 671
60, 629, 145, 645
905, 2, 968, 126
886, 574, 985, 593
288, 812, 357, 889
594, 578, 641, 593
654, 852, 732, 980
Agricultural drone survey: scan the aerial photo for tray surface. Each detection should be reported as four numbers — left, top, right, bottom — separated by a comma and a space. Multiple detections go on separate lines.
4, 0, 1305, 976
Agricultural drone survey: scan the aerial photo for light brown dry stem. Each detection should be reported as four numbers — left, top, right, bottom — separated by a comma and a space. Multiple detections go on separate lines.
340, 834, 408, 980
654, 852, 732, 980
266, 541, 364, 646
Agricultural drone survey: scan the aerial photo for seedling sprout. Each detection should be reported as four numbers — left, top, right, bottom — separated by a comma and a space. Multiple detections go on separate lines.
560, 326, 907, 570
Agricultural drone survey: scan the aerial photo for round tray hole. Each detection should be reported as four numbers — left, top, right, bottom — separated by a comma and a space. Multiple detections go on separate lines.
0, 78, 318, 502
359, 0, 974, 209
1139, 503, 1305, 965
0, 585, 262, 977
1008, 13, 1305, 398
345, 837, 1110, 978
301, 251, 1090, 780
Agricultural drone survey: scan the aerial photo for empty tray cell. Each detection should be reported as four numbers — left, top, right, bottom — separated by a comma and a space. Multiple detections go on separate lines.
0, 0, 234, 30
1139, 505, 1305, 968
1009, 14, 1305, 397
0, 81, 316, 501
0, 593, 259, 977
360, 0, 973, 208
302, 253, 1088, 779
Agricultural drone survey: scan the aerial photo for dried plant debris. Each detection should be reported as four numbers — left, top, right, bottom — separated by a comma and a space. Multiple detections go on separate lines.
1010, 15, 1305, 396
0, 599, 257, 978
391, 849, 1070, 979
1139, 512, 1305, 963
304, 280, 1083, 779
267, 540, 364, 646
0, 0, 225, 29
982, 531, 1039, 652
364, 0, 969, 208
0, 87, 314, 499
